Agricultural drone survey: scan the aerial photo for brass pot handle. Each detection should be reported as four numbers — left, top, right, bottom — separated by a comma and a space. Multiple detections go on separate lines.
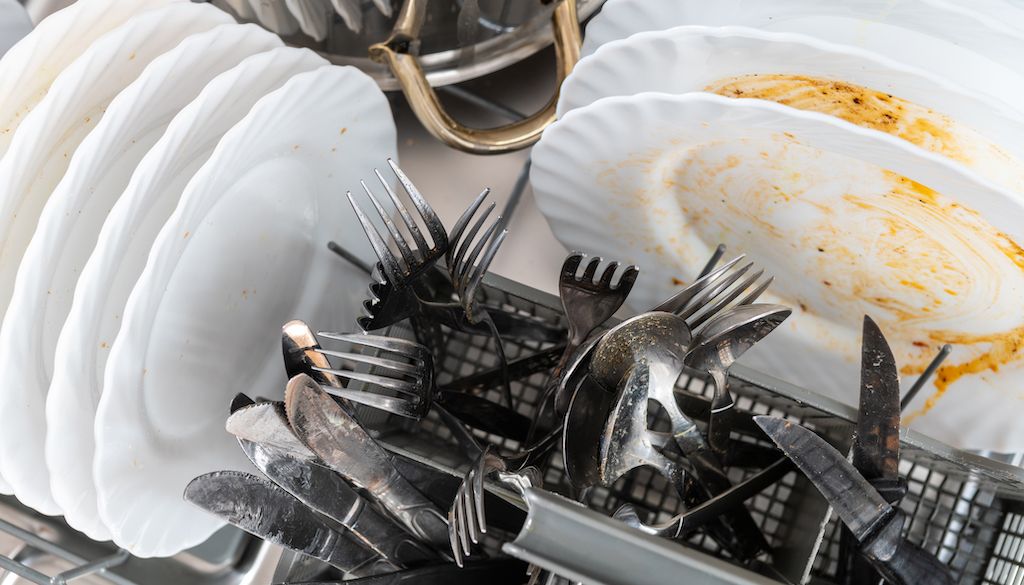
369, 0, 581, 155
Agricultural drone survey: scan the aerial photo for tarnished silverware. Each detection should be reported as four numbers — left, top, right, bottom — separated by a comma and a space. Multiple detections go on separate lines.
240, 439, 435, 568
587, 312, 769, 559
347, 159, 448, 286
755, 417, 953, 585
685, 304, 791, 457
285, 374, 451, 554
184, 471, 391, 576
547, 252, 638, 418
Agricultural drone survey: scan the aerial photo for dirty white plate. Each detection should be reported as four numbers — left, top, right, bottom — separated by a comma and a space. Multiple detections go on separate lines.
0, 23, 279, 539
581, 0, 1024, 113
531, 92, 1024, 452
45, 45, 327, 544
561, 25, 1024, 193
93, 65, 395, 557
0, 2, 232, 512
0, 0, 176, 159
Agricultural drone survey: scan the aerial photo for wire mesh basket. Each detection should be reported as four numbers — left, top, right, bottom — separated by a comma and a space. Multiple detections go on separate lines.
351, 272, 1024, 585
3, 274, 1024, 584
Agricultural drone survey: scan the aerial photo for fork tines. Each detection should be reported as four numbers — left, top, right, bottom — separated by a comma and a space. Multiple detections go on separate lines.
653, 251, 774, 330
447, 192, 508, 318
347, 159, 448, 286
311, 331, 434, 419
562, 252, 639, 292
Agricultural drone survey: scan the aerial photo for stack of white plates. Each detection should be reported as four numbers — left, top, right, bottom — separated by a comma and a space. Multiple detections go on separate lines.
531, 0, 1024, 453
0, 0, 395, 557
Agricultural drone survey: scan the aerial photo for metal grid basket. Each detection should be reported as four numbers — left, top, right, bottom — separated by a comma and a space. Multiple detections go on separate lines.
365, 273, 1024, 585
3, 274, 1024, 584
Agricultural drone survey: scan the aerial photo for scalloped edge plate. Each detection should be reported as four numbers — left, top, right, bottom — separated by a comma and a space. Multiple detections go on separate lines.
0, 2, 233, 512
561, 25, 1024, 193
0, 22, 281, 539
93, 64, 394, 557
531, 92, 1024, 452
581, 0, 1024, 113
46, 45, 327, 543
0, 0, 178, 158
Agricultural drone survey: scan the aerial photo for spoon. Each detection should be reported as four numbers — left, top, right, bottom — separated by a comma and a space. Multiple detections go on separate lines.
587, 311, 769, 559
685, 304, 791, 457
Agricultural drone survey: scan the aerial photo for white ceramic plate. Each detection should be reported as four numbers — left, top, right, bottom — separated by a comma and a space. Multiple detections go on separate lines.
581, 0, 1024, 113
531, 92, 1024, 452
46, 46, 327, 543
0, 0, 177, 158
248, 0, 299, 35
94, 65, 394, 557
285, 0, 331, 41
0, 21, 279, 535
0, 3, 232, 509
561, 26, 1024, 193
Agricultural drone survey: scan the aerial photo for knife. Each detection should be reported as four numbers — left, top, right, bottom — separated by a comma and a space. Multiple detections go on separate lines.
184, 471, 393, 576
754, 417, 953, 585
239, 439, 436, 567
840, 316, 909, 584
225, 400, 313, 459
285, 374, 451, 554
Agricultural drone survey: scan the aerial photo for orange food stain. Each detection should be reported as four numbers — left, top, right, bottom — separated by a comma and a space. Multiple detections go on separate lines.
705, 74, 967, 163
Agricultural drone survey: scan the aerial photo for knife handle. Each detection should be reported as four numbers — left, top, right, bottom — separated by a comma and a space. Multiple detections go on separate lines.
375, 469, 451, 552
861, 511, 953, 585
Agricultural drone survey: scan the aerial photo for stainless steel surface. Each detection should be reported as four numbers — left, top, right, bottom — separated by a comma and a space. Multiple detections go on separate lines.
226, 401, 312, 458
184, 471, 387, 575
239, 440, 434, 567
502, 488, 779, 585
755, 417, 892, 543
285, 374, 451, 552
313, 332, 434, 420
349, 159, 448, 287
591, 312, 769, 559
853, 316, 902, 485
548, 253, 637, 417
685, 304, 791, 456
210, 0, 604, 91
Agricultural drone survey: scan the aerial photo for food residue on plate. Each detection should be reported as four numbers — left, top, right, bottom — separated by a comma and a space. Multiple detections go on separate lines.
597, 130, 1024, 417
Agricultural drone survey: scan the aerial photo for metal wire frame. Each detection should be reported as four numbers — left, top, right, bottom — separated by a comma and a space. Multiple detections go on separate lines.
366, 272, 1024, 584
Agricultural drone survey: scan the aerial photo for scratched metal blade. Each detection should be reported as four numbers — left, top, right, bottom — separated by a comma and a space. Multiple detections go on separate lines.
855, 316, 901, 482
184, 471, 380, 572
755, 417, 891, 541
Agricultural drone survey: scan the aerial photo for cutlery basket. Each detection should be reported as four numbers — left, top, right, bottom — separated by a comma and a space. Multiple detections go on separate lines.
2, 274, 1024, 584
339, 273, 1024, 585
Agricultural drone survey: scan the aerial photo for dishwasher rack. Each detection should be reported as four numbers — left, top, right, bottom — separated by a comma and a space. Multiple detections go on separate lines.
4, 274, 1024, 584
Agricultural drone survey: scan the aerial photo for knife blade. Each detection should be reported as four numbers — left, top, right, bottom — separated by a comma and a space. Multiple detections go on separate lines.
239, 439, 435, 567
284, 374, 451, 553
226, 400, 312, 459
184, 471, 392, 576
854, 316, 901, 486
842, 317, 906, 585
754, 417, 953, 585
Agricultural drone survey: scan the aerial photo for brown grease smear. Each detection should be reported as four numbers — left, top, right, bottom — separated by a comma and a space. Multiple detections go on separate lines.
705, 74, 966, 163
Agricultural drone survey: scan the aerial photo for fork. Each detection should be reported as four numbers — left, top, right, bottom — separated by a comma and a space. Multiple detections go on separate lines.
447, 439, 551, 567
431, 195, 515, 408
347, 159, 449, 287
305, 331, 434, 420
